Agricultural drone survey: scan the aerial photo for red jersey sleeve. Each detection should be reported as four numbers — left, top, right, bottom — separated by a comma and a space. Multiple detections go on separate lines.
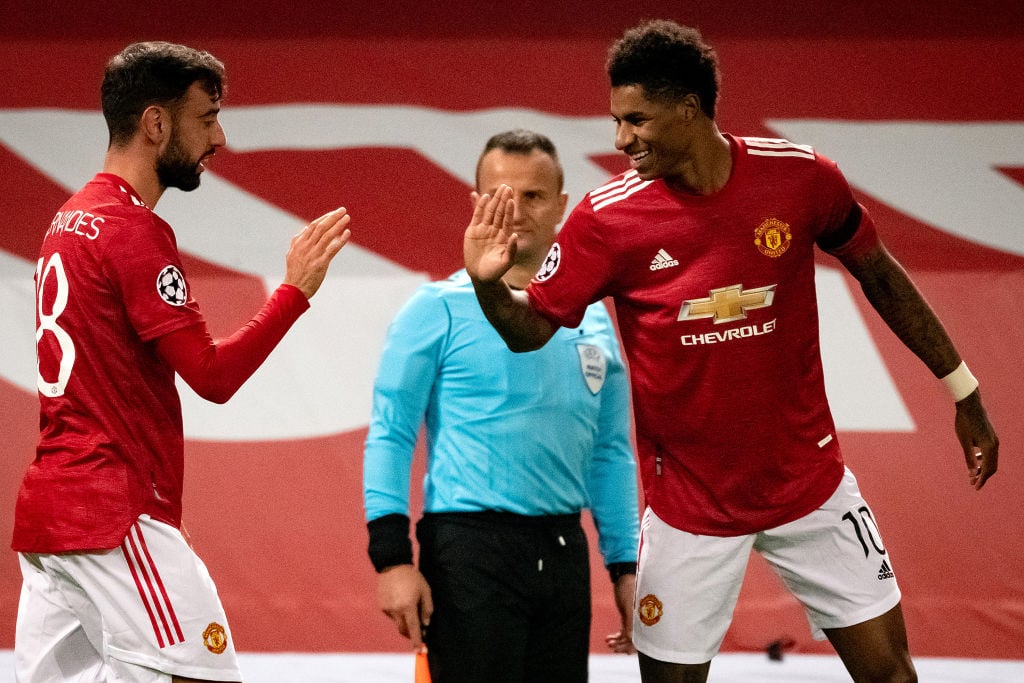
156, 284, 310, 403
101, 208, 203, 341
812, 155, 881, 260
527, 199, 614, 329
820, 202, 881, 261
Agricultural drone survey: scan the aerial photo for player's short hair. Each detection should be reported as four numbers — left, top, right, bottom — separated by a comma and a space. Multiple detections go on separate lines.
476, 129, 564, 192
101, 41, 225, 147
606, 19, 720, 118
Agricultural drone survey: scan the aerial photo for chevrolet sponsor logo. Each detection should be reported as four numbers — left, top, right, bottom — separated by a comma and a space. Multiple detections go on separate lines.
678, 283, 776, 324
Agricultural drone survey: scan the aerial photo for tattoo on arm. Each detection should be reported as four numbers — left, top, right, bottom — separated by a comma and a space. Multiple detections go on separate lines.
840, 246, 961, 378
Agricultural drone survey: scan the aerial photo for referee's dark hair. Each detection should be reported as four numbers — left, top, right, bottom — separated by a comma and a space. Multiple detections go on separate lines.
476, 129, 564, 192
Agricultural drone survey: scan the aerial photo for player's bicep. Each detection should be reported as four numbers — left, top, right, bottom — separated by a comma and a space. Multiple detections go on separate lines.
155, 323, 212, 372
820, 203, 885, 276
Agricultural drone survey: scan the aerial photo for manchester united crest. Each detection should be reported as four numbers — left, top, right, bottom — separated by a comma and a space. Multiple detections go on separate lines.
637, 593, 664, 627
754, 218, 792, 258
202, 622, 228, 654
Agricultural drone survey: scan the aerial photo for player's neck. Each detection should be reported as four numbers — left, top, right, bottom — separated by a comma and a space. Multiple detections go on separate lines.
664, 126, 732, 196
103, 147, 165, 209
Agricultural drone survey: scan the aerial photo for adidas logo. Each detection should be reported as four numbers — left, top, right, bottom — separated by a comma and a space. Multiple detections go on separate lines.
649, 249, 679, 271
877, 560, 895, 580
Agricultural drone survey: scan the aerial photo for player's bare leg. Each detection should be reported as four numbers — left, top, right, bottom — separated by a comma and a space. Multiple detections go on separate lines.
824, 603, 917, 682
638, 652, 710, 682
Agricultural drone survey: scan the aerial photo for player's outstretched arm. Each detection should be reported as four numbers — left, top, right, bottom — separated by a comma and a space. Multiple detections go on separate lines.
838, 242, 999, 489
156, 207, 352, 403
284, 206, 352, 299
464, 185, 557, 352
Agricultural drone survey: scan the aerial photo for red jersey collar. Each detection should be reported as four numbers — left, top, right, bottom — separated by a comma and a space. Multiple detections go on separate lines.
94, 173, 149, 209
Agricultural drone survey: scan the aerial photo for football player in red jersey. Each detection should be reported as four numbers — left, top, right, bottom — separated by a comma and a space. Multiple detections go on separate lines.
14, 42, 350, 683
465, 19, 998, 683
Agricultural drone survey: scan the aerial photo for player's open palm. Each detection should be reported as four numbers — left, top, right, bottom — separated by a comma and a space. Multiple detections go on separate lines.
284, 207, 352, 299
464, 184, 516, 283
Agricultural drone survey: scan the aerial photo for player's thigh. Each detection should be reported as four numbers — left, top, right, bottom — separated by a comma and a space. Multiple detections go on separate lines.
632, 507, 755, 665
756, 468, 902, 638
47, 516, 242, 682
16, 552, 106, 682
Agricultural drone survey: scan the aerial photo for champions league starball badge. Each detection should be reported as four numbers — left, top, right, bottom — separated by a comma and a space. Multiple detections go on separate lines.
156, 265, 188, 306
534, 243, 561, 282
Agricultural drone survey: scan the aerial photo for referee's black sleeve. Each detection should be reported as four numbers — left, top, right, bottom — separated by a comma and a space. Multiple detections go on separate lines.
367, 513, 414, 572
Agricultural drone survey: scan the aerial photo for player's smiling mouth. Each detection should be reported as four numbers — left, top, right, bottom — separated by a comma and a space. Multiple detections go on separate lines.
629, 149, 650, 168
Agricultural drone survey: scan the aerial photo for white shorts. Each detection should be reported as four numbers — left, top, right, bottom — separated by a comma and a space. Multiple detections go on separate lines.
633, 468, 902, 664
16, 515, 242, 682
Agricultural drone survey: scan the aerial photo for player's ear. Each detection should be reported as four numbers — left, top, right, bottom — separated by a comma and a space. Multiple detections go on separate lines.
141, 105, 167, 143
677, 94, 701, 122
557, 191, 569, 221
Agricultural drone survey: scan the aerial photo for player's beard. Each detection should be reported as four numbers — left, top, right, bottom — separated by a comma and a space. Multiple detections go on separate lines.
156, 130, 204, 192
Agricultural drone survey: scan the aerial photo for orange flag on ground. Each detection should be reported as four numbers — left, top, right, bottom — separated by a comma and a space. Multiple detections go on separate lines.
415, 646, 431, 683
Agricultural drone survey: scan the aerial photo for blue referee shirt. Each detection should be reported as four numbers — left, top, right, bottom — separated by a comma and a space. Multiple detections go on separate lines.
363, 270, 639, 566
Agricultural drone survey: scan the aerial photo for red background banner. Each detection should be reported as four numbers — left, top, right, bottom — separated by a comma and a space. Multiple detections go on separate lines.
1, 0, 1022, 660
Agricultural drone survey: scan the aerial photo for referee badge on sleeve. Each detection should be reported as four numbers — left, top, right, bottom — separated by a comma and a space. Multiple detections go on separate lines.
576, 344, 606, 394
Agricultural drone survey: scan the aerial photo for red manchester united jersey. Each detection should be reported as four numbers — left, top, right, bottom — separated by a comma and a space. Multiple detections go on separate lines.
14, 173, 204, 552
528, 136, 880, 536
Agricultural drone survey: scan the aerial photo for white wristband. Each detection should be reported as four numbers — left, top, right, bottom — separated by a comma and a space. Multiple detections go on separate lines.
941, 361, 978, 402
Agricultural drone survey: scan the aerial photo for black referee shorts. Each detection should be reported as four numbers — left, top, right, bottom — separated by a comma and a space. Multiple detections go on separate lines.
417, 510, 591, 683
